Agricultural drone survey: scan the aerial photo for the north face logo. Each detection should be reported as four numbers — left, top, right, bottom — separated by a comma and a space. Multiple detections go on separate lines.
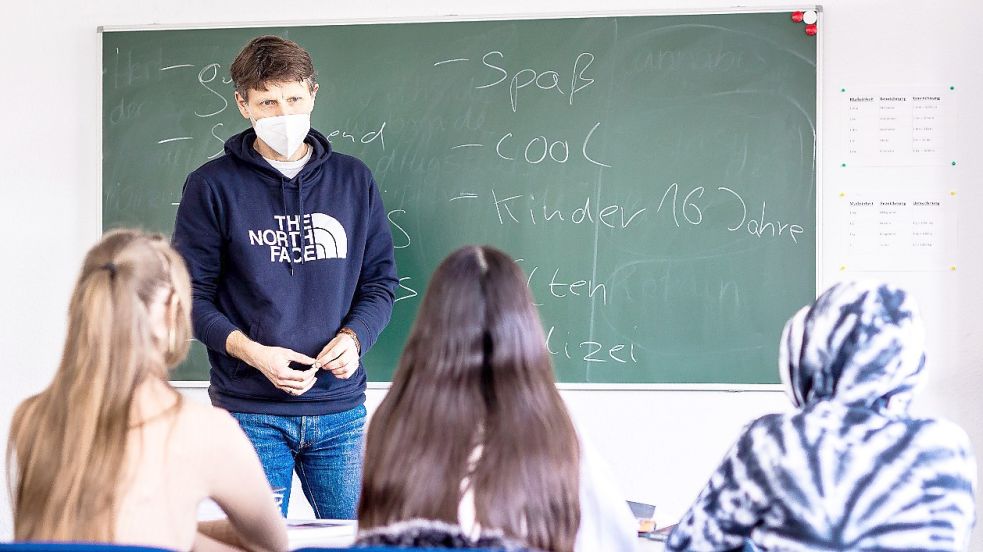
247, 213, 348, 263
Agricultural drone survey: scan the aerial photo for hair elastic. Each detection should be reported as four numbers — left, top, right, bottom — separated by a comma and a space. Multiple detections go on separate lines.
100, 262, 118, 279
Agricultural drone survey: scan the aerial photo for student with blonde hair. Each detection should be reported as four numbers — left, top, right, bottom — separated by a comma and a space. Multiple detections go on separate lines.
357, 245, 637, 552
7, 229, 287, 551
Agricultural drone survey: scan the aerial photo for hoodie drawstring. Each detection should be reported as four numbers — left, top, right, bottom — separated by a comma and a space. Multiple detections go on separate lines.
298, 173, 307, 266
279, 179, 294, 276
278, 174, 308, 277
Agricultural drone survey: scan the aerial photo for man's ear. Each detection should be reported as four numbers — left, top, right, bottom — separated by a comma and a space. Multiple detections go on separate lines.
235, 91, 251, 120
310, 83, 319, 103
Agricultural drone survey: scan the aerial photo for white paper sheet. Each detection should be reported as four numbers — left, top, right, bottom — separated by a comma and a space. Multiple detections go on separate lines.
842, 86, 956, 167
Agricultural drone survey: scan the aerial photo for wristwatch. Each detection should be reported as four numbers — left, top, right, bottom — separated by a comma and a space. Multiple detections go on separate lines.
338, 327, 361, 354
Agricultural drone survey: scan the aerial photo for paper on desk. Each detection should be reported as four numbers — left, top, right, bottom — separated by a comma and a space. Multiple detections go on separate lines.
286, 519, 355, 533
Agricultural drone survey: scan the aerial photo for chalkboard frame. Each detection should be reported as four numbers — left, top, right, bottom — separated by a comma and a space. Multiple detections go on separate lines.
100, 7, 824, 390
98, 6, 824, 33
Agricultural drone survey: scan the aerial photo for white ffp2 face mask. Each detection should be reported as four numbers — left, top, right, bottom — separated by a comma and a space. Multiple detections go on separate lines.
252, 113, 311, 158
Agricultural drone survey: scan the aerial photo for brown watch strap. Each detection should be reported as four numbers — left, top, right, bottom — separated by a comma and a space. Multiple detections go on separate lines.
339, 327, 361, 354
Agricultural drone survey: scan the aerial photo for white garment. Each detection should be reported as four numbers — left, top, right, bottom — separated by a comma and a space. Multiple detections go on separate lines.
457, 436, 638, 551
264, 144, 313, 179
572, 437, 640, 551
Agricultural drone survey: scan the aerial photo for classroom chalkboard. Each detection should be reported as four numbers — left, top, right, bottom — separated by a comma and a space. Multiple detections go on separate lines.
102, 11, 818, 385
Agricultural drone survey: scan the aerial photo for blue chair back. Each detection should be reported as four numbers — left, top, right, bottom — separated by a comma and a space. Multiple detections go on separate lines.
293, 546, 502, 552
0, 544, 172, 552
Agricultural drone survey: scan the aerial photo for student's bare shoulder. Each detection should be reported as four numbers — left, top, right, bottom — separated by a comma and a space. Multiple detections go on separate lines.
175, 401, 243, 440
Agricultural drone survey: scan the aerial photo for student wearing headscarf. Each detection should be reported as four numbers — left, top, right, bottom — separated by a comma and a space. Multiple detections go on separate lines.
667, 281, 977, 551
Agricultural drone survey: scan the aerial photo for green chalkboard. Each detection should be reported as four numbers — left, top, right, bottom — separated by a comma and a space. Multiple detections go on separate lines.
102, 12, 817, 385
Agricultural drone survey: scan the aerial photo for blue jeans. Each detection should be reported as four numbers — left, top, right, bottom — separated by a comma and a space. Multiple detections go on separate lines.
231, 404, 366, 519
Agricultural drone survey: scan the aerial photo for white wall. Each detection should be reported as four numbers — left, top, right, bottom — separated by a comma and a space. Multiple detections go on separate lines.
2, 0, 981, 547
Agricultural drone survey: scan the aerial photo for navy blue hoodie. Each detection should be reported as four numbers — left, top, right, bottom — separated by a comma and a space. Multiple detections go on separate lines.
173, 128, 397, 415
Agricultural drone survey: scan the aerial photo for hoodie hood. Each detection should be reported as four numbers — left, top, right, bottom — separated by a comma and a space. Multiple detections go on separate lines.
778, 281, 925, 415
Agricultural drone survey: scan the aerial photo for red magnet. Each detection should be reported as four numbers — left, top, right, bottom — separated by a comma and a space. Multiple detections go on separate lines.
805, 23, 818, 36
791, 11, 804, 23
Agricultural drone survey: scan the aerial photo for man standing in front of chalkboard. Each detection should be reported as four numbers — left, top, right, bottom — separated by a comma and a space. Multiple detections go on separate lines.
172, 35, 397, 519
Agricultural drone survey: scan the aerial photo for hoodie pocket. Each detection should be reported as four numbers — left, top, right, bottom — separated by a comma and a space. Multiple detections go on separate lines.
231, 322, 263, 380
231, 359, 246, 380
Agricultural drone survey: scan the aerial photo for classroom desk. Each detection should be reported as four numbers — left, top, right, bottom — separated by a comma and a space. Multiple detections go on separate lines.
285, 519, 356, 549
287, 521, 669, 550
205, 502, 667, 549
285, 521, 667, 550
638, 535, 667, 550
279, 520, 673, 550
199, 499, 357, 549
285, 522, 667, 550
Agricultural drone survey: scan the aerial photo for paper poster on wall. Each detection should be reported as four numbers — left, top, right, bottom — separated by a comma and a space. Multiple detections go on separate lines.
841, 86, 956, 167
838, 191, 956, 272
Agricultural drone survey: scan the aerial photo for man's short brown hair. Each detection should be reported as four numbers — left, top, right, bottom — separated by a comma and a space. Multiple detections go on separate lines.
230, 35, 317, 100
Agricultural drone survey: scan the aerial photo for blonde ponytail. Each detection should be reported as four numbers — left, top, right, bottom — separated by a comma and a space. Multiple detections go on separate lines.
8, 229, 193, 541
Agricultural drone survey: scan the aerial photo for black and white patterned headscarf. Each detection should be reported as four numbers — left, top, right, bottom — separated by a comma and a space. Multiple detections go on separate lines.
667, 281, 977, 551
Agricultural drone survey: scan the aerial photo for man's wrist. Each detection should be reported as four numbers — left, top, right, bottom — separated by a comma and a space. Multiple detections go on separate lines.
338, 327, 361, 354
226, 329, 260, 364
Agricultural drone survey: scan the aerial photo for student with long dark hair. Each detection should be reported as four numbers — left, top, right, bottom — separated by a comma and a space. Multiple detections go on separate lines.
357, 246, 637, 551
7, 230, 287, 551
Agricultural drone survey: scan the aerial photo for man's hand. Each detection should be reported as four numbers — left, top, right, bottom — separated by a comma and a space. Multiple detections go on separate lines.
315, 331, 360, 379
227, 330, 319, 396
248, 345, 320, 395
